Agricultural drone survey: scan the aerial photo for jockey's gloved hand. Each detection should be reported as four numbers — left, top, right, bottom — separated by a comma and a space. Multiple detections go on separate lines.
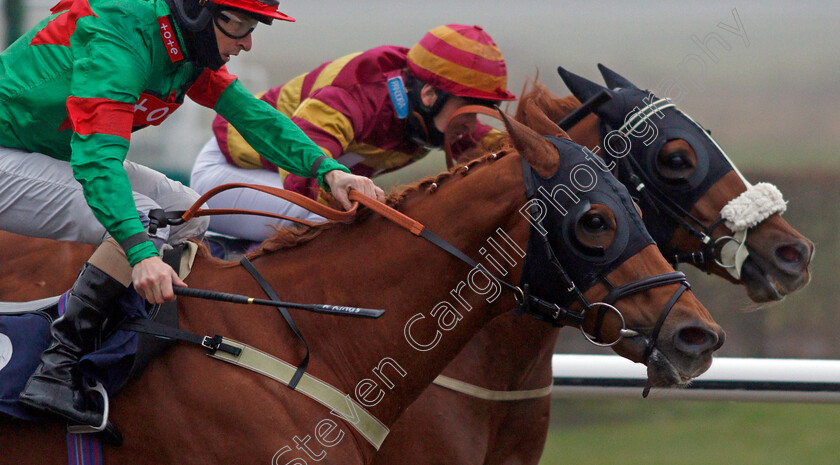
324, 170, 385, 210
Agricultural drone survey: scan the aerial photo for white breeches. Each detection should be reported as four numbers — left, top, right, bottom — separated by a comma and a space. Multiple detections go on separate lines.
189, 137, 325, 242
0, 146, 209, 247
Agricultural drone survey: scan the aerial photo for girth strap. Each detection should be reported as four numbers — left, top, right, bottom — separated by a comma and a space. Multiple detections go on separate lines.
120, 318, 242, 356
432, 375, 552, 401
121, 319, 390, 449
209, 338, 390, 449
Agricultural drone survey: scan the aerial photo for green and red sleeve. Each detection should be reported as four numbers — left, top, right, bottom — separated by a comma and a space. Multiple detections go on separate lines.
67, 5, 158, 266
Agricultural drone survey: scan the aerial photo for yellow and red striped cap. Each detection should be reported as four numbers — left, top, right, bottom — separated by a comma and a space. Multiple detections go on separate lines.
407, 24, 515, 102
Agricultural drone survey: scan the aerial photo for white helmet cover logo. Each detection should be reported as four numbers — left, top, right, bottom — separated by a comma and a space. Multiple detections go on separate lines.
0, 333, 12, 372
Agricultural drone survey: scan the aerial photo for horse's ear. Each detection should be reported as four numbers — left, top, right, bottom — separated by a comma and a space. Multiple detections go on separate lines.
557, 66, 609, 103
522, 99, 570, 139
498, 109, 559, 178
598, 63, 640, 90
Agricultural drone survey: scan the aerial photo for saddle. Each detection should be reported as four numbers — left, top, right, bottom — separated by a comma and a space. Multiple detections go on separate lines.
0, 245, 191, 444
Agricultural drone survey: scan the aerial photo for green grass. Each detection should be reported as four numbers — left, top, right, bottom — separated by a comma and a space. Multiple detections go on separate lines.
540, 399, 840, 465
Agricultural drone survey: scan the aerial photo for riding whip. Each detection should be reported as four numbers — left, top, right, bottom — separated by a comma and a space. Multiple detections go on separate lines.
173, 286, 385, 318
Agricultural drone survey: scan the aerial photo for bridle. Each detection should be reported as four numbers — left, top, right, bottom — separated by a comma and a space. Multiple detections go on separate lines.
612, 98, 735, 271
561, 95, 786, 279
402, 104, 694, 361
407, 148, 689, 362
435, 105, 692, 357
376, 146, 689, 362
517, 149, 688, 363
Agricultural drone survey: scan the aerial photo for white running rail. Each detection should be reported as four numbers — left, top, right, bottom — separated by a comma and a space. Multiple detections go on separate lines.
552, 355, 840, 403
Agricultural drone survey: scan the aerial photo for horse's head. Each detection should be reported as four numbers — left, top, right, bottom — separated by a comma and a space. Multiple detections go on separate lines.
502, 112, 723, 388
554, 65, 814, 303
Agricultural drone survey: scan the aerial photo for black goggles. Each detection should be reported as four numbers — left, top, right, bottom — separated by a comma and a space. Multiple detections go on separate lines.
213, 10, 259, 39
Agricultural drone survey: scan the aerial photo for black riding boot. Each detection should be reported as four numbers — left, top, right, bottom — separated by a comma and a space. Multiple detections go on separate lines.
18, 263, 126, 426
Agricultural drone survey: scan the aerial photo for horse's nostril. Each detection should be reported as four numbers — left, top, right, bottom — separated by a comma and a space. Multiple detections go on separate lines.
673, 325, 720, 354
679, 327, 711, 346
775, 244, 804, 265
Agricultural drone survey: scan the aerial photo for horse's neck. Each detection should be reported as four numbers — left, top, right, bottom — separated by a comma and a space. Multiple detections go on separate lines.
441, 313, 560, 389
180, 154, 530, 428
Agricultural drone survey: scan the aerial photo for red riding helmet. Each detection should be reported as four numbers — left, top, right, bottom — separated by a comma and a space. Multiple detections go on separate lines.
407, 24, 516, 102
207, 0, 295, 23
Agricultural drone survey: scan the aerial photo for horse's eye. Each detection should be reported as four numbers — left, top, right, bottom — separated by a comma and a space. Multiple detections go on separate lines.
581, 213, 608, 232
666, 152, 690, 170
655, 145, 696, 183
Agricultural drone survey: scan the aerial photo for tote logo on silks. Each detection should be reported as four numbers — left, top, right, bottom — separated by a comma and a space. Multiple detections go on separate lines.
387, 75, 409, 119
133, 91, 182, 128
0, 333, 12, 372
158, 16, 184, 63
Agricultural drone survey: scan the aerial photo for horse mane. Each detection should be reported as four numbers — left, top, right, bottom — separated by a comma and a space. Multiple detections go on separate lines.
515, 78, 582, 124
384, 141, 514, 211
199, 142, 516, 267
516, 78, 601, 148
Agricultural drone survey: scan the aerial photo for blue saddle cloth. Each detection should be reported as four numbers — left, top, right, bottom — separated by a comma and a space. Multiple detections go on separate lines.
0, 237, 251, 422
0, 288, 148, 422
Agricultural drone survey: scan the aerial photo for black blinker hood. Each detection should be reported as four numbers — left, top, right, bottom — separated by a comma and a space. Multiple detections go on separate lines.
598, 87, 734, 244
519, 136, 655, 307
557, 64, 735, 245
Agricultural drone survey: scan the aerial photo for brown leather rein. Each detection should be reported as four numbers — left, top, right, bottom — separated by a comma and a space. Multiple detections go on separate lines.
179, 104, 508, 232
443, 104, 509, 169
178, 182, 425, 237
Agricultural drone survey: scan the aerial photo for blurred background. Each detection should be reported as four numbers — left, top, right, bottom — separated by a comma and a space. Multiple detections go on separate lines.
4, 0, 839, 462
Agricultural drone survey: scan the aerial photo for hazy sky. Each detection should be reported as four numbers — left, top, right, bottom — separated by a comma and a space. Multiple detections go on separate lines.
5, 0, 838, 174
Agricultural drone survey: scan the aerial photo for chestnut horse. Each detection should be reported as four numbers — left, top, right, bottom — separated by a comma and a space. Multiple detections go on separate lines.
529, 64, 812, 301
0, 236, 88, 299
0, 114, 722, 464
370, 66, 813, 465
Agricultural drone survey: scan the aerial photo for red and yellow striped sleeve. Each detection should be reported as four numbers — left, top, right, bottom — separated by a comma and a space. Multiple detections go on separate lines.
212, 52, 367, 173
290, 85, 364, 160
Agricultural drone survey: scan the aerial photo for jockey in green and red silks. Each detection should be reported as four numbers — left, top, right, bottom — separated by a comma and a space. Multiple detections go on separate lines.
0, 0, 383, 430
0, 0, 368, 266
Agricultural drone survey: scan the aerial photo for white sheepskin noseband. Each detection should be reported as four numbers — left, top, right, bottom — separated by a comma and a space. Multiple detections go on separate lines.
720, 182, 787, 232
717, 182, 786, 279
